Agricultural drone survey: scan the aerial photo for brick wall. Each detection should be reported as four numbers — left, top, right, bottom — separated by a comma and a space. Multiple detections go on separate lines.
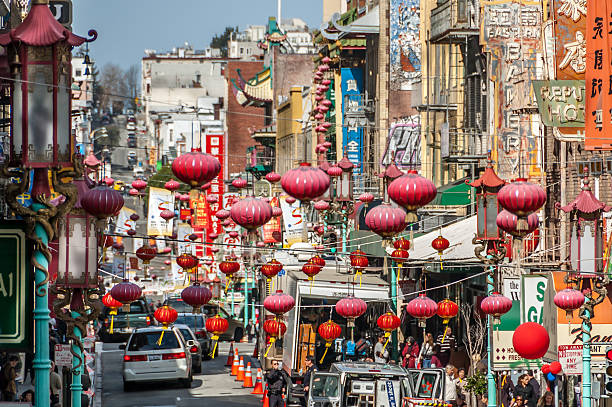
225, 60, 267, 176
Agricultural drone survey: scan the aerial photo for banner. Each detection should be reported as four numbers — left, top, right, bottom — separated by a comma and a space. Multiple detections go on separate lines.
280, 196, 304, 247
586, 0, 612, 149
204, 133, 225, 256
190, 190, 208, 230
115, 207, 137, 235
222, 193, 241, 255
263, 196, 282, 243
341, 67, 364, 173
147, 187, 174, 236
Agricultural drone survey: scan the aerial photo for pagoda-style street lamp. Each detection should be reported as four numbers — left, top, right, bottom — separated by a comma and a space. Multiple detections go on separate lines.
556, 169, 610, 407
0, 2, 97, 406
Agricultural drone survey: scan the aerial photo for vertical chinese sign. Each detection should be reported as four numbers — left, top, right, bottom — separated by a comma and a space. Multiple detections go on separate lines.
586, 0, 612, 149
263, 196, 282, 243
481, 0, 543, 180
340, 67, 364, 173
223, 193, 241, 255
205, 134, 225, 256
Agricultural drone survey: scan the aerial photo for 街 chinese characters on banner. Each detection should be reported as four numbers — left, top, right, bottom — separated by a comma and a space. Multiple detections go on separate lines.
586, 0, 612, 149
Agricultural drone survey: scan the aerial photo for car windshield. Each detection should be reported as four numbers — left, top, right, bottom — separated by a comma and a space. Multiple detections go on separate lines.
115, 302, 145, 314
175, 315, 205, 331
127, 331, 179, 351
311, 375, 339, 398
178, 328, 194, 341
167, 299, 191, 313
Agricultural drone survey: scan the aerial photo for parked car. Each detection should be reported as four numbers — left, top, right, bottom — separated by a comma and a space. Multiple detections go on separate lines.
166, 298, 244, 342
126, 122, 136, 131
99, 298, 155, 342
174, 314, 212, 359
174, 324, 202, 373
121, 326, 193, 391
127, 137, 137, 148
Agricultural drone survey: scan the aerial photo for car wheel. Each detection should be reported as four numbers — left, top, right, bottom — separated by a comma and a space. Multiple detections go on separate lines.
233, 327, 244, 342
123, 381, 134, 392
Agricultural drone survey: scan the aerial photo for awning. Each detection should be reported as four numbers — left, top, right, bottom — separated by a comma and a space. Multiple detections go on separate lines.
410, 216, 477, 261
430, 178, 473, 206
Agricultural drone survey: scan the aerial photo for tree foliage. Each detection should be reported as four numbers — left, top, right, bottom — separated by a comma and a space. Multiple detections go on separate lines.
210, 26, 238, 57
464, 370, 487, 396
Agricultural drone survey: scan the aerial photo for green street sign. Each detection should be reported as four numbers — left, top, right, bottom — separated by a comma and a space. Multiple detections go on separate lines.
0, 223, 33, 352
532, 80, 585, 127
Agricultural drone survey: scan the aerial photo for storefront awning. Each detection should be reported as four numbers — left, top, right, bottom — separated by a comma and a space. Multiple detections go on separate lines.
410, 215, 477, 261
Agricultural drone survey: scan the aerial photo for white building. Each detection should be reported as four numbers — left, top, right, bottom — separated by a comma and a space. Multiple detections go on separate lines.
72, 53, 94, 152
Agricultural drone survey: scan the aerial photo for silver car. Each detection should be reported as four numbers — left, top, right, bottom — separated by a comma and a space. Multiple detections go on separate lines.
121, 326, 194, 391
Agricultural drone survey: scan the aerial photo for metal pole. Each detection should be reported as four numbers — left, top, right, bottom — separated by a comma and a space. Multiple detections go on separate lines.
32, 202, 51, 407
486, 264, 496, 407
251, 267, 256, 326
244, 267, 249, 328
231, 285, 235, 318
389, 257, 398, 362
582, 307, 592, 407
70, 311, 83, 407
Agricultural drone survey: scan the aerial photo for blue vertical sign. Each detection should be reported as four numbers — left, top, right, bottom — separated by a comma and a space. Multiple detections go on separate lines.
341, 68, 364, 173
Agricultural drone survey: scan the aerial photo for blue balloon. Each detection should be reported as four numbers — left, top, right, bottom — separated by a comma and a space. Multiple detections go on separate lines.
547, 372, 556, 381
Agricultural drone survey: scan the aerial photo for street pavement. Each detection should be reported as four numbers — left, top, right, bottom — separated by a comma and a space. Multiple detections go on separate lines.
101, 342, 262, 407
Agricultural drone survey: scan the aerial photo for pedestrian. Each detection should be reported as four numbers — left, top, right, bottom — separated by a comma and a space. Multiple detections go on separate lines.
265, 360, 287, 407
537, 391, 554, 407
443, 364, 458, 406
49, 361, 62, 406
454, 367, 470, 407
401, 336, 419, 368
246, 321, 254, 343
436, 326, 456, 367
20, 389, 34, 403
515, 374, 537, 407
374, 334, 389, 363
0, 355, 19, 401
510, 395, 526, 407
501, 374, 516, 407
430, 344, 442, 368
24, 353, 34, 384
302, 356, 316, 407
527, 370, 541, 399
419, 332, 435, 368
81, 373, 92, 407
479, 394, 488, 407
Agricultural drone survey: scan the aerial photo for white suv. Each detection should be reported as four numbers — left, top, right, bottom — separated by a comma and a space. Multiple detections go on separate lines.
122, 326, 193, 391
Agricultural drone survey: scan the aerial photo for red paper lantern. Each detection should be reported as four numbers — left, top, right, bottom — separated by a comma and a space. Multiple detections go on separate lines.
136, 244, 156, 264
553, 288, 585, 318
496, 210, 539, 238
263, 290, 295, 316
314, 200, 330, 211
164, 179, 180, 192
172, 150, 221, 189
281, 163, 331, 202
132, 179, 147, 191
206, 314, 229, 358
81, 185, 124, 220
272, 207, 283, 217
388, 170, 437, 221
176, 253, 199, 272
103, 177, 114, 187
310, 255, 326, 267
358, 192, 374, 205
365, 204, 407, 239
480, 292, 513, 323
230, 197, 273, 231
318, 320, 342, 345
232, 178, 248, 189
327, 166, 342, 177
181, 283, 212, 313
437, 299, 459, 324
219, 260, 240, 277
391, 248, 409, 265
264, 319, 287, 339
498, 179, 546, 231
154, 305, 178, 327
349, 249, 368, 271
512, 322, 549, 360
406, 294, 438, 327
215, 209, 230, 220
285, 196, 297, 204
206, 195, 219, 204
302, 261, 322, 281
160, 209, 175, 221
393, 237, 410, 250
335, 296, 367, 325
102, 292, 122, 309
265, 172, 281, 183
228, 231, 239, 238
431, 236, 450, 255
110, 281, 142, 304
261, 259, 283, 282
549, 361, 562, 375
377, 312, 401, 334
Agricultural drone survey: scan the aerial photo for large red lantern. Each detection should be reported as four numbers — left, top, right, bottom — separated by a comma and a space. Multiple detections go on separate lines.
335, 296, 367, 327
553, 288, 585, 319
480, 292, 513, 324
393, 237, 410, 250
281, 162, 331, 202
391, 248, 409, 267
263, 290, 295, 316
302, 261, 322, 282
176, 253, 199, 272
388, 170, 437, 222
261, 259, 283, 284
496, 210, 539, 238
512, 322, 549, 360
219, 259, 240, 277
205, 315, 229, 358
377, 312, 401, 353
263, 318, 287, 357
110, 281, 142, 304
317, 320, 342, 363
181, 283, 212, 313
437, 299, 459, 343
230, 197, 273, 232
365, 204, 407, 239
406, 294, 438, 327
102, 293, 122, 334
154, 305, 178, 345
172, 149, 221, 189
136, 244, 157, 264
497, 179, 546, 231
81, 185, 124, 222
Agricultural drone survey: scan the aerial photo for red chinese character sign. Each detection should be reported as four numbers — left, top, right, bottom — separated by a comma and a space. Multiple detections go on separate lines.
586, 0, 612, 149
204, 134, 225, 256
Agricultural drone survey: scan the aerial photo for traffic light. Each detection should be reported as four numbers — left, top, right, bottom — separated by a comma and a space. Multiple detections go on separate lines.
605, 346, 612, 395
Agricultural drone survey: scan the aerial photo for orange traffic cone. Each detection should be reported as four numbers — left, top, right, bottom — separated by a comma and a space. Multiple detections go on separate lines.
236, 357, 245, 382
225, 342, 234, 367
243, 362, 254, 387
252, 368, 264, 395
262, 384, 270, 407
231, 351, 239, 376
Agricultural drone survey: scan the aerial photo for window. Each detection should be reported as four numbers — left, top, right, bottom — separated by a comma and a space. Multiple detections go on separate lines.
116, 302, 145, 314
175, 315, 205, 331
178, 328, 195, 341
76, 69, 82, 76
127, 332, 179, 351
311, 375, 339, 398
417, 373, 438, 398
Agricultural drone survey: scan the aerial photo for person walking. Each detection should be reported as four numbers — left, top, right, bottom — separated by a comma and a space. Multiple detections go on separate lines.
444, 364, 458, 406
265, 360, 287, 407
401, 336, 419, 368
374, 334, 389, 363
515, 374, 537, 407
49, 361, 62, 406
419, 333, 435, 368
537, 391, 554, 407
454, 368, 470, 407
302, 356, 316, 407
436, 326, 456, 367
0, 355, 19, 401
501, 374, 516, 407
510, 395, 526, 407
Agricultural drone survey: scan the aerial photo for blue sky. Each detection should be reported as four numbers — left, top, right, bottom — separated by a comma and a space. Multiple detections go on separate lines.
73, 0, 323, 70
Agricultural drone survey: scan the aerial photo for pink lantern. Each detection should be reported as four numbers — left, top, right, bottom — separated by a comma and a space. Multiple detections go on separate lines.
358, 193, 374, 205
281, 163, 331, 202
480, 292, 513, 324
314, 200, 330, 211
206, 195, 219, 204
132, 179, 147, 191
364, 204, 406, 239
164, 179, 180, 192
272, 207, 283, 217
160, 210, 175, 221
232, 178, 248, 189
496, 210, 539, 238
230, 197, 273, 231
172, 150, 221, 189
263, 290, 295, 316
497, 179, 546, 231
265, 172, 281, 183
406, 294, 438, 327
327, 166, 342, 177
388, 170, 437, 222
215, 209, 230, 220
553, 288, 585, 319
335, 296, 367, 327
